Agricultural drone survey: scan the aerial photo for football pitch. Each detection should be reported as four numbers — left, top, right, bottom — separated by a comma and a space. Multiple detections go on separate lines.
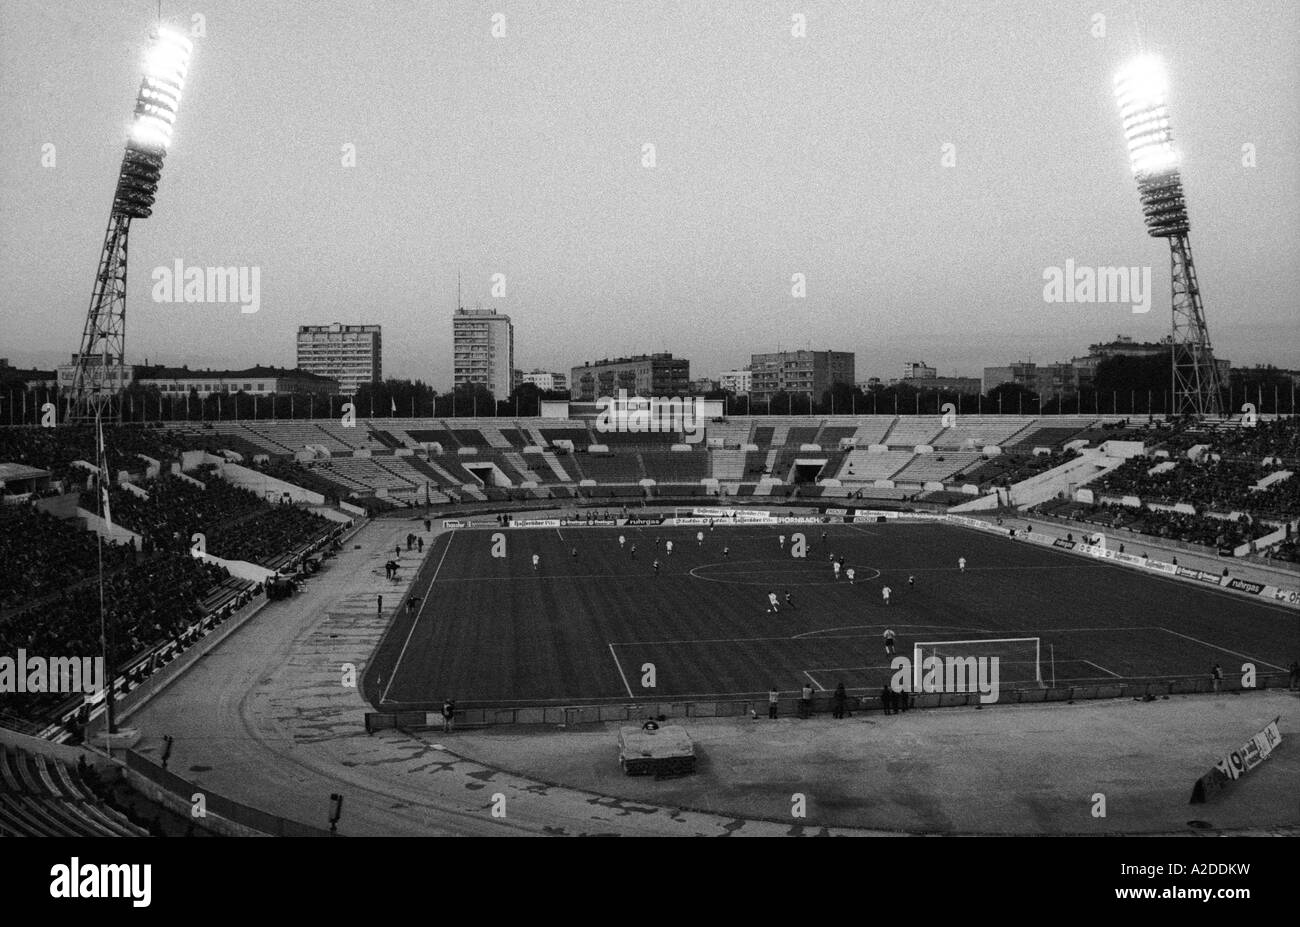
365, 521, 1296, 710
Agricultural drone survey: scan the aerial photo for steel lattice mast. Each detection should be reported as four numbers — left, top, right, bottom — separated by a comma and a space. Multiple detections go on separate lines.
1114, 56, 1223, 417
65, 27, 193, 424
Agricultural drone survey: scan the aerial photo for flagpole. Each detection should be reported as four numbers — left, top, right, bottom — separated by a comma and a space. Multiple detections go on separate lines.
96, 409, 117, 741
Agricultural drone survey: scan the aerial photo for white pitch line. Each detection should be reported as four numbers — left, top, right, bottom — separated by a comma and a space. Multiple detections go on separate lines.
1082, 660, 1122, 678
803, 671, 826, 692
608, 643, 635, 698
380, 530, 456, 704
1157, 627, 1287, 671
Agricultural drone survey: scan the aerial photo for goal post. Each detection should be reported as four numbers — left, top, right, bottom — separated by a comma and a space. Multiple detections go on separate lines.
911, 637, 1043, 693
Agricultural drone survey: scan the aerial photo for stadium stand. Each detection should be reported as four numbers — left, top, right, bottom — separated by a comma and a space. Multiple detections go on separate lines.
883, 417, 943, 447
836, 449, 914, 482
0, 744, 148, 837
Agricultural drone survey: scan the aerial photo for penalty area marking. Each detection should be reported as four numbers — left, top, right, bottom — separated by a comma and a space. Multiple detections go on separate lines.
1082, 660, 1121, 678
380, 530, 456, 704
608, 643, 635, 698
1157, 627, 1287, 671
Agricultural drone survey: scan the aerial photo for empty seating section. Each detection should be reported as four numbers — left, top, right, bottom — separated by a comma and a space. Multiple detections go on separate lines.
450, 429, 487, 448
405, 428, 459, 449
783, 426, 821, 447
710, 449, 747, 480
539, 426, 592, 449
244, 422, 345, 453
641, 451, 709, 482
480, 425, 516, 448
314, 422, 387, 452
892, 452, 983, 483
596, 429, 678, 447
367, 429, 406, 449
884, 417, 942, 447
1007, 424, 1089, 450
931, 418, 1034, 449
314, 457, 415, 493
836, 449, 914, 482
816, 426, 858, 446
708, 421, 752, 447
0, 745, 147, 837
497, 427, 531, 448
504, 452, 546, 483
848, 418, 893, 446
573, 454, 644, 483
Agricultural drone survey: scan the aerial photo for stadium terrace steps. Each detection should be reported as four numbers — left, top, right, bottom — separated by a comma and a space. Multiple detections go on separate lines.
892, 451, 983, 484
883, 417, 943, 447
315, 422, 387, 452
501, 452, 543, 483
541, 451, 573, 483
710, 449, 748, 481
848, 417, 895, 446
931, 417, 1035, 449
836, 448, 916, 482
482, 425, 514, 449
641, 450, 709, 483
1008, 420, 1099, 450
708, 421, 752, 447
0, 745, 146, 838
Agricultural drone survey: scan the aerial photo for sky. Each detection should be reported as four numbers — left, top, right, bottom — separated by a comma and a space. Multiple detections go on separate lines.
1, 0, 1296, 390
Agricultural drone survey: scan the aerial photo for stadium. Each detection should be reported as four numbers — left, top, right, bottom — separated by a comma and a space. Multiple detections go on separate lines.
0, 2, 1297, 851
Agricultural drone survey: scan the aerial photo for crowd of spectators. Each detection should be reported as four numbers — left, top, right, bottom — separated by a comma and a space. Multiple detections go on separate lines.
963, 448, 1081, 489
84, 470, 334, 565
205, 507, 333, 566
1034, 499, 1272, 551
0, 553, 232, 716
84, 472, 265, 554
0, 425, 187, 484
0, 504, 136, 612
250, 458, 343, 502
1095, 454, 1299, 520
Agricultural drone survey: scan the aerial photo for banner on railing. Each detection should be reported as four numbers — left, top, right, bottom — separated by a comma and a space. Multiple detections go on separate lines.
1190, 717, 1282, 804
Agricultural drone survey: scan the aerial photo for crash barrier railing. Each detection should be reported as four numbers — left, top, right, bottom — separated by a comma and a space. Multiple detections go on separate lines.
123, 749, 333, 837
366, 672, 1293, 731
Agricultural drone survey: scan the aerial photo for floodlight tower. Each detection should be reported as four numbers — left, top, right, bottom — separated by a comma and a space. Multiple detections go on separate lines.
65, 27, 193, 424
1114, 55, 1223, 417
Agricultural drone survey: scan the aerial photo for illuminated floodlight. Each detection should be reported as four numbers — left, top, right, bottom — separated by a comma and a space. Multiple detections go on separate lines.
1114, 54, 1187, 238
1115, 56, 1179, 178
114, 27, 194, 218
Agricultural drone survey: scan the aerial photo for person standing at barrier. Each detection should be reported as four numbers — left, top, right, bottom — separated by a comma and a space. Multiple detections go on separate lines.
832, 682, 847, 719
442, 698, 455, 732
1211, 663, 1223, 693
880, 684, 894, 715
1290, 660, 1300, 691
799, 683, 813, 718
768, 686, 779, 719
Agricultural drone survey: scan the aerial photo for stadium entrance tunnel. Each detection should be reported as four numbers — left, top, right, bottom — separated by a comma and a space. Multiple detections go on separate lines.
790, 458, 828, 483
463, 462, 511, 488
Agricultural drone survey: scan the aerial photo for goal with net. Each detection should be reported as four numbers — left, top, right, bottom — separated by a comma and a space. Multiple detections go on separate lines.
910, 637, 1043, 696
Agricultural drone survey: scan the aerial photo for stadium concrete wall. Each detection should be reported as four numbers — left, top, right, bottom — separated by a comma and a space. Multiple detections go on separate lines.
364, 675, 1292, 730
215, 461, 327, 505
